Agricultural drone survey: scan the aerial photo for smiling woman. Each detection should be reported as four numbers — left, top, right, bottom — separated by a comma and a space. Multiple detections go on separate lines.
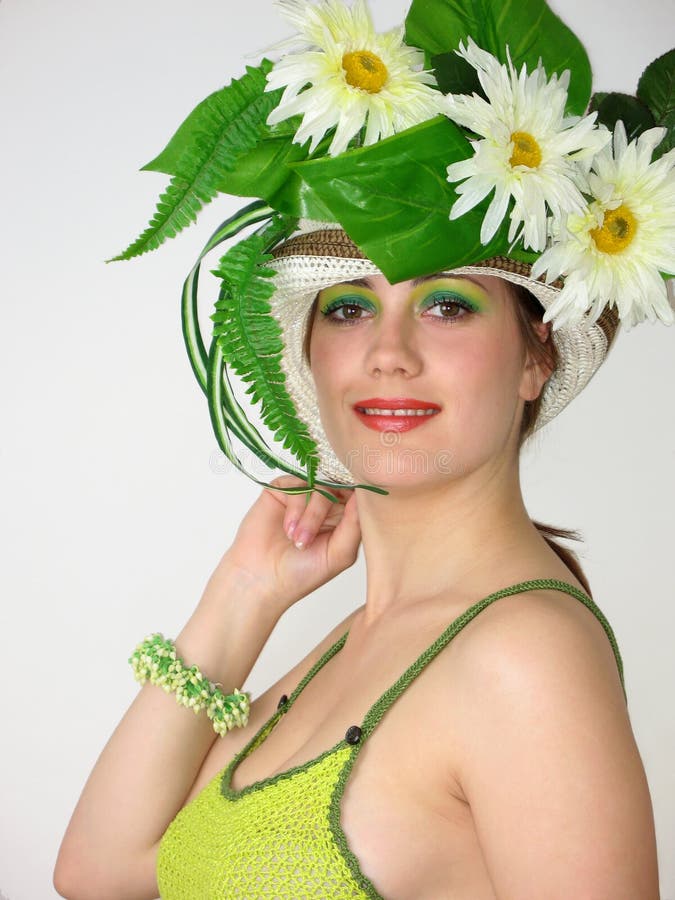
53, 0, 671, 898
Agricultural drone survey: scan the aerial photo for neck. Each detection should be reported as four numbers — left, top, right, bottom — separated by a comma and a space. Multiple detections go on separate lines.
353, 454, 552, 629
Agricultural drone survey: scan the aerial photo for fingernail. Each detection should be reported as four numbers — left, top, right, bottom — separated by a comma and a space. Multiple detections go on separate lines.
286, 520, 298, 539
294, 530, 308, 550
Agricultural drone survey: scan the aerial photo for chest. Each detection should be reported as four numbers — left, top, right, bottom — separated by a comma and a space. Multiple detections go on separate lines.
224, 639, 498, 900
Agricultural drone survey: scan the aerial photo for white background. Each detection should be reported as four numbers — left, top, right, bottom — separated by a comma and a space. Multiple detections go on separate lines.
1, 1, 673, 897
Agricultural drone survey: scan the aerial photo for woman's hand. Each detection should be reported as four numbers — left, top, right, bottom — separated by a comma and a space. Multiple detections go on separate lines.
211, 476, 362, 618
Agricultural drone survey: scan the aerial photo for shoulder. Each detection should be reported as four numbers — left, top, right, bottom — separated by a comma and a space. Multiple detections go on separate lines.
446, 586, 627, 742
439, 588, 658, 896
451, 584, 624, 695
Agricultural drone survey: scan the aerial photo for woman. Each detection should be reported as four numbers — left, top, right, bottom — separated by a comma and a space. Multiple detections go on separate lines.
53, 240, 659, 899
54, 0, 671, 896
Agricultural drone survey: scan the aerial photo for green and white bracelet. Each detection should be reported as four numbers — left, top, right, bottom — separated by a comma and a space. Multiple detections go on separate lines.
129, 633, 251, 737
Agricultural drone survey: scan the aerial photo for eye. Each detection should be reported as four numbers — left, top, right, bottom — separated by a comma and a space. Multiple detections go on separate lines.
320, 297, 374, 326
421, 292, 476, 324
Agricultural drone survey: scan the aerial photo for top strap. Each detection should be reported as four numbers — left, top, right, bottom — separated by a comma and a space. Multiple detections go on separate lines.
359, 578, 626, 739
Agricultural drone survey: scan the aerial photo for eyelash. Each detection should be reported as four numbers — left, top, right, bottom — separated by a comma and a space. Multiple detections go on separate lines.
320, 294, 476, 327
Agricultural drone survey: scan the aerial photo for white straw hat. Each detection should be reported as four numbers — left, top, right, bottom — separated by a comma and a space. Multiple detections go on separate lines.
268, 220, 622, 484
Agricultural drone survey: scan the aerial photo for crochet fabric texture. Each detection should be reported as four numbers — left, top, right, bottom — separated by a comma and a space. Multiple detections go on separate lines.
156, 579, 626, 899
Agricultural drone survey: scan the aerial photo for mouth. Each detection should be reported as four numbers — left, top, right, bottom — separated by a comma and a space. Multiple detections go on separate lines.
352, 398, 441, 432
353, 397, 441, 416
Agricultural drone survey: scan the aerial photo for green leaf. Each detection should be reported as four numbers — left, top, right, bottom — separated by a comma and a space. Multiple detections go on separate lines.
110, 61, 280, 262
266, 168, 336, 220
507, 246, 540, 265
638, 49, 675, 124
637, 48, 675, 159
431, 52, 483, 96
292, 116, 511, 284
405, 0, 592, 115
588, 91, 608, 114
209, 216, 321, 475
594, 93, 656, 141
141, 59, 276, 176
214, 135, 309, 198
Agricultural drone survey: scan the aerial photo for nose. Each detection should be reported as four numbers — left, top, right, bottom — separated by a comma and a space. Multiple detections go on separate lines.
365, 310, 423, 378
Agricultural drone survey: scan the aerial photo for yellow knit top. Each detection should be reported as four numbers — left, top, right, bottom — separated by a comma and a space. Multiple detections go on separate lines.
156, 579, 626, 899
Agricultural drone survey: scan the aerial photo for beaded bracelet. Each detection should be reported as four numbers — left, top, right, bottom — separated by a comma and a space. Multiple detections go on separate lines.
129, 633, 251, 737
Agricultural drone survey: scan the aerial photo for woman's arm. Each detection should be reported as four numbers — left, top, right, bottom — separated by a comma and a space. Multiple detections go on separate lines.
451, 590, 659, 900
53, 477, 362, 900
53, 563, 282, 900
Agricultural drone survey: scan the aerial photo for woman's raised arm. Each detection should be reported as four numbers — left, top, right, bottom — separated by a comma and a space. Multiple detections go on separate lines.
53, 476, 362, 900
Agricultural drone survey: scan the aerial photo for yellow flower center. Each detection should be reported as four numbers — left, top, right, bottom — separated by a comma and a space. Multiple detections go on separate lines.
509, 131, 543, 168
590, 204, 638, 254
342, 50, 389, 93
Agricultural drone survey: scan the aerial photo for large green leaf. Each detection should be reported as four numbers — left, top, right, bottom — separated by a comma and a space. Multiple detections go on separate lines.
292, 116, 511, 283
210, 217, 321, 476
405, 0, 592, 116
110, 61, 280, 261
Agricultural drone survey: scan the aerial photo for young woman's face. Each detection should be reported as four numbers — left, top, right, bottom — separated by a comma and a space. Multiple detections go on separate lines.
308, 272, 550, 486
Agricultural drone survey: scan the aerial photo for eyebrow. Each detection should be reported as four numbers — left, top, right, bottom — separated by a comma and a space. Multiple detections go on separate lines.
340, 273, 487, 291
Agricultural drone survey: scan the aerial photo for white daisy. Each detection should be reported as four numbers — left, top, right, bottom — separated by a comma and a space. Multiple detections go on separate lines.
443, 38, 610, 251
531, 121, 675, 331
264, 0, 442, 157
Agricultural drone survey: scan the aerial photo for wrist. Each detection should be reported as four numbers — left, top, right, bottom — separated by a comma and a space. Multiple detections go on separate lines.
176, 565, 281, 690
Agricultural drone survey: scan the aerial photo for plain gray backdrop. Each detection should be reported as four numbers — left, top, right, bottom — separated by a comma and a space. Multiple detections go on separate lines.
1, 0, 673, 897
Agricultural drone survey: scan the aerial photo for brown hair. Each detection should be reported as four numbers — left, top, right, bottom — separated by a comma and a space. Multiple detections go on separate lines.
508, 282, 594, 598
302, 281, 593, 598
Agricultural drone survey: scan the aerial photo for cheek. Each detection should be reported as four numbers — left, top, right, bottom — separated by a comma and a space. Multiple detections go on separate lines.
437, 328, 524, 426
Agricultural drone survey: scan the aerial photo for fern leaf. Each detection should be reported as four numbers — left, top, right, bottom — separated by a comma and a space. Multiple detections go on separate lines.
110, 60, 280, 262
210, 217, 319, 475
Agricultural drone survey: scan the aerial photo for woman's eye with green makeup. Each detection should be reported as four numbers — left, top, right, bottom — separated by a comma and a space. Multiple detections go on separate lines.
320, 296, 375, 325
420, 291, 479, 323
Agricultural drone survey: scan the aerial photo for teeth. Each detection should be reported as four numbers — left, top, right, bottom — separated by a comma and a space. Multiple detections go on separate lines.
358, 408, 438, 416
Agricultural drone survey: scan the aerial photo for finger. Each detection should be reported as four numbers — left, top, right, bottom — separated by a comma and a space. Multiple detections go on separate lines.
282, 485, 318, 537
289, 487, 344, 548
262, 476, 311, 523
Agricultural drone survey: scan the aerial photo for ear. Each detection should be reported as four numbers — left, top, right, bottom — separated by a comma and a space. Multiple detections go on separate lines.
519, 320, 553, 402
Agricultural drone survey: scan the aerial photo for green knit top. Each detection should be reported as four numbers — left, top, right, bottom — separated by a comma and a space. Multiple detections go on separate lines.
156, 579, 626, 898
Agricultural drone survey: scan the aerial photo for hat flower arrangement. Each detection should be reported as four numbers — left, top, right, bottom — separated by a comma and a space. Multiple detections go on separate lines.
110, 0, 674, 498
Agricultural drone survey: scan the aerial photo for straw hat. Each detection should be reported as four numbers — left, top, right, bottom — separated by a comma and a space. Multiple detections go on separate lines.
268, 220, 621, 484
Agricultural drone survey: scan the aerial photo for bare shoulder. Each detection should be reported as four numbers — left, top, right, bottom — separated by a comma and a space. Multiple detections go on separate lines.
439, 587, 658, 898
446, 585, 627, 745
451, 583, 625, 696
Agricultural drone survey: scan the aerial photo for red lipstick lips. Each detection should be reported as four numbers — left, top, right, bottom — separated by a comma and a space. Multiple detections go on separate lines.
353, 398, 441, 432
